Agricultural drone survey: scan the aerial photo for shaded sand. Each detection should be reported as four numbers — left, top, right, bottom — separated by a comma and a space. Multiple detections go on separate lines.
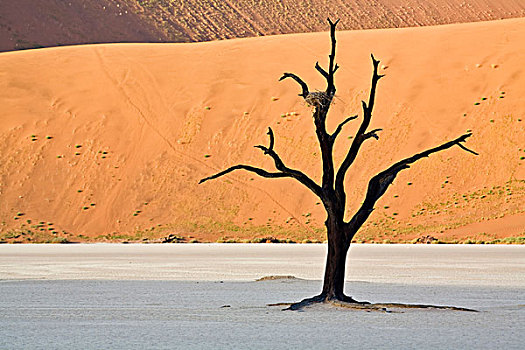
1, 244, 523, 287
0, 245, 524, 349
0, 18, 524, 243
2, 0, 525, 51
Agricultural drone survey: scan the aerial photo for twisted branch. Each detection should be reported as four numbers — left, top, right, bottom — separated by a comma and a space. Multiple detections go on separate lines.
199, 165, 287, 184
331, 115, 358, 142
200, 128, 323, 199
346, 133, 477, 232
279, 73, 309, 98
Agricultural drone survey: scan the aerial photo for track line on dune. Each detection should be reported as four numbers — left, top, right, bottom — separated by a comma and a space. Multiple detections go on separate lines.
92, 47, 311, 233
93, 47, 212, 168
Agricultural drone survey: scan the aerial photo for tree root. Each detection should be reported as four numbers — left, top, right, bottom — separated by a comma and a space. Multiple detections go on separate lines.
269, 294, 478, 312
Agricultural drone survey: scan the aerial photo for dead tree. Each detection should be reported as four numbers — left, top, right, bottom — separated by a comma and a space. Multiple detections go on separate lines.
200, 19, 477, 310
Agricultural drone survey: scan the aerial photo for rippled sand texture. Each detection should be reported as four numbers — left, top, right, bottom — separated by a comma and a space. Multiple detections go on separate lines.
2, 0, 525, 51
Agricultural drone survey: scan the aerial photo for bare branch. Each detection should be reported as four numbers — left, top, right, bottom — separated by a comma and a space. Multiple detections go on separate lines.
346, 133, 477, 231
267, 127, 275, 151
363, 128, 383, 141
326, 18, 340, 96
335, 55, 384, 201
315, 62, 329, 78
199, 165, 287, 184
331, 115, 358, 141
457, 142, 479, 155
359, 55, 382, 135
279, 73, 309, 98
254, 127, 275, 154
254, 127, 323, 198
327, 18, 340, 27
201, 128, 324, 199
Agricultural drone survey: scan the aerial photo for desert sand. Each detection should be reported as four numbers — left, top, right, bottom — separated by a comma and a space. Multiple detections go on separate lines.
0, 18, 524, 243
2, 0, 525, 51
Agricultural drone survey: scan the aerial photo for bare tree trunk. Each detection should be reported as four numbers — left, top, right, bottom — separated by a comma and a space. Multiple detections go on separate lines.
322, 218, 350, 300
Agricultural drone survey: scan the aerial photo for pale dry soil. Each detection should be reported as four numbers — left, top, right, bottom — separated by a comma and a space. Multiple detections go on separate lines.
0, 244, 523, 349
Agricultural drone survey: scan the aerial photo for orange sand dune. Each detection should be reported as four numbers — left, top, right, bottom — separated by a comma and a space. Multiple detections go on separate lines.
2, 0, 525, 52
0, 18, 524, 243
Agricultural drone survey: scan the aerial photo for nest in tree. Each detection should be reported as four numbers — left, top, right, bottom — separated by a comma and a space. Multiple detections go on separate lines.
305, 91, 331, 107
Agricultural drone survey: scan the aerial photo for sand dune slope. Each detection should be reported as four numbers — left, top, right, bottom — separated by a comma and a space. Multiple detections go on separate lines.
0, 19, 524, 242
